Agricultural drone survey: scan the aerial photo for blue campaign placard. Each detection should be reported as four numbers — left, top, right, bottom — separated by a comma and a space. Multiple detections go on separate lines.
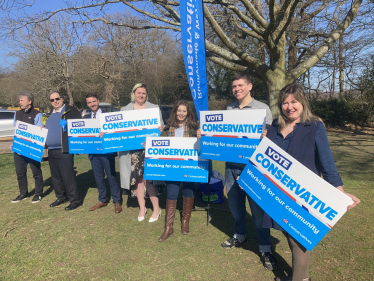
102, 128, 161, 153
144, 159, 209, 183
12, 121, 48, 162
200, 136, 260, 164
12, 135, 45, 162
68, 137, 105, 154
238, 163, 330, 251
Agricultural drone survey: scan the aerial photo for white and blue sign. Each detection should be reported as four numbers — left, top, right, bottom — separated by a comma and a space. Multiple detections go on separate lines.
238, 137, 353, 251
12, 121, 48, 162
180, 0, 209, 121
67, 119, 104, 154
200, 110, 266, 164
144, 137, 209, 183
100, 108, 161, 153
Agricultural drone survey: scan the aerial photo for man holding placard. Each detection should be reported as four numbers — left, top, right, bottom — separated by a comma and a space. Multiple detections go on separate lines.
43, 92, 82, 211
84, 93, 122, 214
11, 92, 44, 203
221, 72, 277, 271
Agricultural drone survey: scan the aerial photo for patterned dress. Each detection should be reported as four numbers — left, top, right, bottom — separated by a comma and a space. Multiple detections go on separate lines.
129, 149, 147, 198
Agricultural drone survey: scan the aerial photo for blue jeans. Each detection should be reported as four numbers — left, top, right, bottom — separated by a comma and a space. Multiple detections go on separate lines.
166, 181, 194, 200
225, 163, 272, 252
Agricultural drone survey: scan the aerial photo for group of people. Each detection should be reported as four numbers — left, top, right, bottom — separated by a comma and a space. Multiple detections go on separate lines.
11, 72, 360, 281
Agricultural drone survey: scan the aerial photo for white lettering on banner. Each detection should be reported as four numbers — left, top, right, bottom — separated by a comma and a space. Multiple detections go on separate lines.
254, 153, 339, 221
15, 129, 45, 143
184, 0, 204, 100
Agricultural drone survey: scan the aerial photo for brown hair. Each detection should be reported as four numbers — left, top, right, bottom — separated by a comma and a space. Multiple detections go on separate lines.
278, 84, 322, 129
165, 100, 199, 129
232, 72, 252, 84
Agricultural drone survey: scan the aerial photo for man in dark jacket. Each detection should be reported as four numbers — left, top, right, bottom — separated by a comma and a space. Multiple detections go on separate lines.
42, 92, 82, 211
11, 92, 44, 203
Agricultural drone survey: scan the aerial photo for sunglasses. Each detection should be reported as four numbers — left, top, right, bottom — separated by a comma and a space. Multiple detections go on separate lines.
50, 98, 61, 102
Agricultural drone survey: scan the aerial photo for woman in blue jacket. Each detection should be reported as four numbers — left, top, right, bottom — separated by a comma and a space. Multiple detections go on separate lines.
263, 84, 360, 281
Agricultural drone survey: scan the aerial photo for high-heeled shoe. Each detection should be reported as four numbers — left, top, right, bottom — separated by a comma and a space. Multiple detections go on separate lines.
149, 210, 162, 223
138, 209, 147, 221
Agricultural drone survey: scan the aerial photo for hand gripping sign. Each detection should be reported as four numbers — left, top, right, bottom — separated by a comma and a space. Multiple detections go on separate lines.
199, 110, 266, 164
100, 108, 161, 153
144, 137, 209, 183
12, 121, 48, 162
238, 137, 353, 251
67, 119, 104, 154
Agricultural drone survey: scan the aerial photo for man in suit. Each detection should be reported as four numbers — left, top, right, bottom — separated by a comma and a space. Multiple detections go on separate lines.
85, 93, 122, 213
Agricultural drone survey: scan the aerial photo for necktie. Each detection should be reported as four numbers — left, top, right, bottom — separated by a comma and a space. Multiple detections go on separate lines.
93, 112, 96, 119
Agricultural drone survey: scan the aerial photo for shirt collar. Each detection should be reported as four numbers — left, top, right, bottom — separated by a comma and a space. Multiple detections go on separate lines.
53, 104, 65, 113
91, 108, 102, 118
231, 98, 256, 109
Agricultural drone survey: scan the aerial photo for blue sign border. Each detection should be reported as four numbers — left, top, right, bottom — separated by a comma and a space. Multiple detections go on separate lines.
102, 128, 161, 153
144, 159, 209, 183
200, 136, 260, 164
12, 136, 44, 162
238, 162, 330, 251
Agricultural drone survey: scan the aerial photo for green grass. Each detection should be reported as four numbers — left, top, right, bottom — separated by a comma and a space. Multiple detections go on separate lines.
0, 133, 373, 280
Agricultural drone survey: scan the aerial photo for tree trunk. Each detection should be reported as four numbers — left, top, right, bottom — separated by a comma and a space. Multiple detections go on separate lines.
66, 81, 74, 106
267, 78, 287, 119
104, 79, 116, 104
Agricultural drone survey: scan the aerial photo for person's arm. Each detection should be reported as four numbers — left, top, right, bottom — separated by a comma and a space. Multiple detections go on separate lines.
315, 123, 360, 210
34, 113, 43, 127
315, 123, 343, 187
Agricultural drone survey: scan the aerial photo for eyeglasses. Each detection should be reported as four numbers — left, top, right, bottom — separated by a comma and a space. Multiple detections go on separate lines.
50, 98, 61, 102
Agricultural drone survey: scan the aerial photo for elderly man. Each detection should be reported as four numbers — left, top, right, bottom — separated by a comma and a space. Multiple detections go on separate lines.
42, 92, 82, 211
11, 92, 44, 203
84, 93, 122, 213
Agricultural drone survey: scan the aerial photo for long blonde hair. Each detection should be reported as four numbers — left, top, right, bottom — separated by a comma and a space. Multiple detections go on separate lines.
278, 84, 322, 129
131, 83, 148, 102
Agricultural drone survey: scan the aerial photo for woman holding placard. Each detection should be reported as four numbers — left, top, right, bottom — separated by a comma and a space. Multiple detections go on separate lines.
119, 83, 163, 222
158, 100, 200, 242
262, 84, 360, 281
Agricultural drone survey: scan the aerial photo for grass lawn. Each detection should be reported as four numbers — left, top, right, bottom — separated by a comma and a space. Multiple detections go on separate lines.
0, 132, 373, 280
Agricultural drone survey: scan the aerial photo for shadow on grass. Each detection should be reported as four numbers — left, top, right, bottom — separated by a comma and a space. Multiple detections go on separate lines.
192, 188, 292, 279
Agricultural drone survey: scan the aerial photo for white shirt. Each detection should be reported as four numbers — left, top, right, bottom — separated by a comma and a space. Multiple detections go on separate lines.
53, 104, 65, 113
91, 108, 102, 119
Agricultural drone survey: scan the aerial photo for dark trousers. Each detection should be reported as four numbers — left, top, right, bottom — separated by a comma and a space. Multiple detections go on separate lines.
166, 181, 194, 200
14, 153, 43, 196
48, 149, 80, 204
90, 154, 121, 204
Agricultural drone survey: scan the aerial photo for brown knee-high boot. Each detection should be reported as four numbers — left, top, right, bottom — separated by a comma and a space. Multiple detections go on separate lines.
181, 196, 194, 234
158, 200, 177, 242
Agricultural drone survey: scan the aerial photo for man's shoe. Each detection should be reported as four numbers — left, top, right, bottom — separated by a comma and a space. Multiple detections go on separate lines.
114, 203, 122, 214
32, 195, 42, 203
261, 252, 277, 270
11, 194, 28, 203
89, 202, 108, 211
49, 199, 68, 207
221, 237, 248, 249
65, 203, 81, 211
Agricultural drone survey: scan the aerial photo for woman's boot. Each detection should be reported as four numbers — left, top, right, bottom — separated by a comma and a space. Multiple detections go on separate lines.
158, 199, 177, 242
181, 196, 194, 234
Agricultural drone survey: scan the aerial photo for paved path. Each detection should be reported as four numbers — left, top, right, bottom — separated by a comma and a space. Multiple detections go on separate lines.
0, 140, 13, 154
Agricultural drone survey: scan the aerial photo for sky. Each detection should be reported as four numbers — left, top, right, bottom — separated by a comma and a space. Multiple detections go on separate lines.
0, 0, 122, 68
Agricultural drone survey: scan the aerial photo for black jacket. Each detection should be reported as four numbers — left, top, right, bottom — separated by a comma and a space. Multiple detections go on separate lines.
42, 104, 81, 153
